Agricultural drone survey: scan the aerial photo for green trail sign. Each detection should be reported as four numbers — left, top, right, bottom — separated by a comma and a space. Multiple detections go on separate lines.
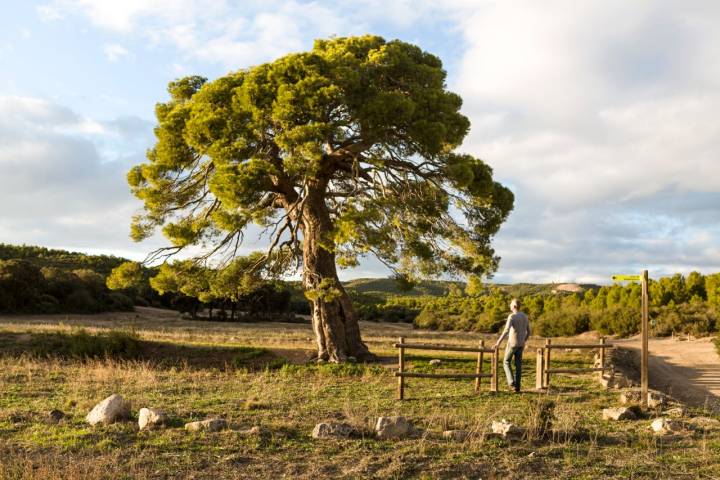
612, 274, 641, 281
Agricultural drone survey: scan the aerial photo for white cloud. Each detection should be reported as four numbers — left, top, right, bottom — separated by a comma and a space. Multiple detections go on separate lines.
37, 0, 440, 68
103, 43, 129, 62
36, 5, 63, 22
0, 95, 163, 257
450, 1, 720, 281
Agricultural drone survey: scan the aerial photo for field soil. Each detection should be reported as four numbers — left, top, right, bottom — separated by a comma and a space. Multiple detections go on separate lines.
615, 336, 720, 412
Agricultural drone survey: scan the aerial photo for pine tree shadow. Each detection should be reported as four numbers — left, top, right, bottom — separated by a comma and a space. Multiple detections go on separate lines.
0, 331, 286, 371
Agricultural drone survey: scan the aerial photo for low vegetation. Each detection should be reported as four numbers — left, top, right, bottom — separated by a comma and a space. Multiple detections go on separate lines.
0, 311, 718, 479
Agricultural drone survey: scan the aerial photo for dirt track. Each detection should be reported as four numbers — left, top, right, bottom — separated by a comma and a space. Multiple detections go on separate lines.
615, 336, 720, 412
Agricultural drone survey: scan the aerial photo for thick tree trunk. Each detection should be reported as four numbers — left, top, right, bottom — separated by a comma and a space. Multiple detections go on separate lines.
301, 186, 375, 363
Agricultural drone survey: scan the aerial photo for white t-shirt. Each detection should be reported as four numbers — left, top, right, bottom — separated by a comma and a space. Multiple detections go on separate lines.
499, 311, 530, 348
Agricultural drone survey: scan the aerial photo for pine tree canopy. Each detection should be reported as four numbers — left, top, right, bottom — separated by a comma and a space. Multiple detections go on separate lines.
128, 35, 514, 282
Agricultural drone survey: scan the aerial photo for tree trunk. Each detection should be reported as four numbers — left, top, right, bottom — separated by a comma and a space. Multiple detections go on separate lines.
301, 186, 375, 363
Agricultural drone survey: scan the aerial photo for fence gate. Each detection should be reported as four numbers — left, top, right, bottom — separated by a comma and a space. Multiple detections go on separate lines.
536, 337, 614, 389
394, 337, 499, 400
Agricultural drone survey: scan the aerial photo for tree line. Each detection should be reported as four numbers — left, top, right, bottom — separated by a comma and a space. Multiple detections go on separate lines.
0, 245, 293, 318
361, 272, 720, 338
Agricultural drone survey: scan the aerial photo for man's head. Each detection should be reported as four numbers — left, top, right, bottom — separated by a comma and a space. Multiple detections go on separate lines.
510, 298, 520, 312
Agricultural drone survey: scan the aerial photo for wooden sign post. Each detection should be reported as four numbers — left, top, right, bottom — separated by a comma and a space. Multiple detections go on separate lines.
640, 270, 649, 409
612, 271, 650, 409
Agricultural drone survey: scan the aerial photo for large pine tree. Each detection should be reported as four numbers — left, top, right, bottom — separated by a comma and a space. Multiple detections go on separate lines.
127, 35, 514, 362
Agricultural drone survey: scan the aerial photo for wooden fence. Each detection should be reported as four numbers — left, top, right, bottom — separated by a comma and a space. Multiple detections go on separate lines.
536, 337, 614, 389
394, 336, 498, 400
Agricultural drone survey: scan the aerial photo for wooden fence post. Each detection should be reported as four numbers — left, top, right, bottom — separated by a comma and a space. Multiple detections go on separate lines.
536, 348, 544, 390
491, 346, 499, 392
398, 336, 405, 400
475, 340, 484, 392
544, 338, 552, 388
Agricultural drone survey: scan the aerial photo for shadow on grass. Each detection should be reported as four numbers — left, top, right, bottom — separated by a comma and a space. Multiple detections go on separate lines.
0, 331, 286, 371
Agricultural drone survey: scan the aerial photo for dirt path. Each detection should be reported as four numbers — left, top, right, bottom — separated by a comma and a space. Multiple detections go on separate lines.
615, 336, 720, 412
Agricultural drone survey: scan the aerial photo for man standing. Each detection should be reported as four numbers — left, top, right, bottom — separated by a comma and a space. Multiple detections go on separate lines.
494, 298, 531, 392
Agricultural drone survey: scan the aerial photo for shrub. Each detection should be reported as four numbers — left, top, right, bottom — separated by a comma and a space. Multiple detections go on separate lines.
652, 304, 717, 336
105, 292, 134, 311
65, 288, 99, 313
590, 307, 639, 337
533, 307, 590, 337
37, 294, 60, 314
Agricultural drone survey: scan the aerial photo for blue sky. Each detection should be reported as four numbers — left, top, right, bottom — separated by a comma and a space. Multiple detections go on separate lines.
1, 1, 720, 283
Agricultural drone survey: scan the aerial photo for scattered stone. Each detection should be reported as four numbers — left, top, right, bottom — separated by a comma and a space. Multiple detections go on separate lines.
651, 418, 683, 435
138, 408, 168, 430
602, 407, 637, 421
185, 418, 228, 432
686, 417, 720, 432
429, 359, 442, 366
491, 419, 526, 440
442, 430, 469, 442
312, 422, 355, 439
663, 407, 686, 418
46, 410, 65, 424
375, 416, 413, 440
86, 394, 131, 426
238, 426, 262, 437
620, 390, 666, 408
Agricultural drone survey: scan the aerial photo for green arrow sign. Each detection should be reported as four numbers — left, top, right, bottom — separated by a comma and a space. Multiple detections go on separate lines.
612, 274, 641, 281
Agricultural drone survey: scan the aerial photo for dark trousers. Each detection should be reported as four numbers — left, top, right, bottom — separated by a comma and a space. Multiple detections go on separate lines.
503, 346, 524, 390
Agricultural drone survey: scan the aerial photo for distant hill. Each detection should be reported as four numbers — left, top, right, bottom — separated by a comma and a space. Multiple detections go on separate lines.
0, 244, 128, 275
494, 282, 600, 297
341, 278, 600, 298
342, 278, 461, 297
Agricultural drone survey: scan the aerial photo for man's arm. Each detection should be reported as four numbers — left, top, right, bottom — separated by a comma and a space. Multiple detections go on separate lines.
525, 316, 531, 343
494, 315, 512, 348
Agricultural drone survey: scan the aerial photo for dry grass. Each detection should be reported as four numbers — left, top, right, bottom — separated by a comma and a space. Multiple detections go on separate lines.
0, 308, 718, 479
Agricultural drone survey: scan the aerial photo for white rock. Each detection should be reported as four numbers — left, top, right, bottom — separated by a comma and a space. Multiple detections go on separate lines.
429, 359, 442, 366
686, 417, 720, 431
620, 390, 666, 408
651, 418, 682, 435
312, 422, 355, 439
138, 408, 167, 430
602, 407, 636, 421
86, 394, 131, 426
238, 426, 262, 436
663, 407, 686, 418
442, 430, 468, 441
184, 418, 228, 432
491, 419, 526, 440
375, 416, 412, 440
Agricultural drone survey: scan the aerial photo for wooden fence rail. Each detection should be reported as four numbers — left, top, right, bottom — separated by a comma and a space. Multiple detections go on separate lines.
394, 337, 499, 400
536, 337, 614, 389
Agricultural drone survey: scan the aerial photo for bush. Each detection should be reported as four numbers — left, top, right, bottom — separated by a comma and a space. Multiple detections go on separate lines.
533, 307, 590, 337
37, 294, 60, 314
652, 304, 717, 336
65, 288, 99, 313
590, 307, 639, 337
105, 292, 134, 311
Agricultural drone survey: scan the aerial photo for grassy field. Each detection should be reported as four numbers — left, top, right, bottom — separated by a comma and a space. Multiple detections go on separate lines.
0, 308, 718, 479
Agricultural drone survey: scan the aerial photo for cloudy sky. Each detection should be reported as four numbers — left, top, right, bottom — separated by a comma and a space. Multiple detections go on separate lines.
1, 1, 719, 283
